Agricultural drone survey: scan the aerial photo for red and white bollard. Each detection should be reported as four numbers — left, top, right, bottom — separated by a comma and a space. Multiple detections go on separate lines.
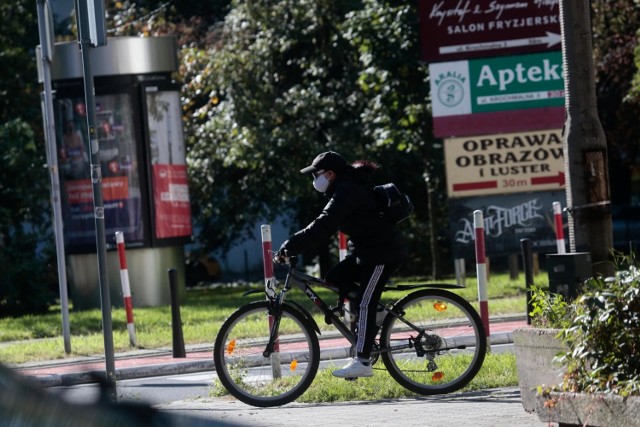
338, 232, 348, 261
116, 231, 137, 347
553, 201, 566, 254
261, 225, 281, 377
473, 210, 490, 346
261, 225, 275, 288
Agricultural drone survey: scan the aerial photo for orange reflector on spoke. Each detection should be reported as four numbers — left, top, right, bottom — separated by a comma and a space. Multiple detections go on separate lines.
290, 359, 298, 372
433, 301, 447, 312
432, 371, 444, 382
226, 339, 236, 355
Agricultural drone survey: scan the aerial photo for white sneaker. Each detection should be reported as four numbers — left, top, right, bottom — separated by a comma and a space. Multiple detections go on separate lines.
332, 358, 373, 378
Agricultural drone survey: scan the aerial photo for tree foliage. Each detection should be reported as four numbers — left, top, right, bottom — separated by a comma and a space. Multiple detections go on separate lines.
0, 1, 56, 316
180, 0, 443, 275
591, 0, 640, 204
0, 119, 55, 316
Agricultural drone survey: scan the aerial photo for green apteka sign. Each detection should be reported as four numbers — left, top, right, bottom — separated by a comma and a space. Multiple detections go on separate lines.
430, 51, 564, 118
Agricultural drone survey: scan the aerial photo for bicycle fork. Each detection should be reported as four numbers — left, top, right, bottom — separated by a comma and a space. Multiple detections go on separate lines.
263, 299, 284, 378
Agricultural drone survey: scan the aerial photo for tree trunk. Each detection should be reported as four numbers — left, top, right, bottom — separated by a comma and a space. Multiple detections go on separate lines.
559, 0, 614, 276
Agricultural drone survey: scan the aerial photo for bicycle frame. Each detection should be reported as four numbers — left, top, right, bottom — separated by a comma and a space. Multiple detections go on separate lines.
263, 261, 451, 358
262, 267, 356, 357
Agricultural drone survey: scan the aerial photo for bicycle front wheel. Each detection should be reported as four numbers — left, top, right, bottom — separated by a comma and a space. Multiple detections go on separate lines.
214, 301, 320, 407
380, 289, 486, 395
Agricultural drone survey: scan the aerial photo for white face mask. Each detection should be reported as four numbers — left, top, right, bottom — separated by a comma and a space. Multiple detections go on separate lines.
312, 173, 330, 193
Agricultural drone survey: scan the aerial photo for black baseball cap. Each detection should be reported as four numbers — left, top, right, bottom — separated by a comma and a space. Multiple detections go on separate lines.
300, 151, 348, 174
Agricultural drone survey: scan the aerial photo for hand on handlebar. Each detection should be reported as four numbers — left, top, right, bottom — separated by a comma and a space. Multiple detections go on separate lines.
273, 248, 289, 265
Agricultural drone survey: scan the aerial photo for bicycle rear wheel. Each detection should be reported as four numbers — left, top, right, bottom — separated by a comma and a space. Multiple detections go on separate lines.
380, 289, 486, 395
214, 301, 320, 407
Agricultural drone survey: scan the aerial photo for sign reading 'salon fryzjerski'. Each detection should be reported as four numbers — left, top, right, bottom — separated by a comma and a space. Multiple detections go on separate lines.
430, 51, 565, 137
419, 0, 560, 62
445, 129, 565, 197
449, 190, 566, 258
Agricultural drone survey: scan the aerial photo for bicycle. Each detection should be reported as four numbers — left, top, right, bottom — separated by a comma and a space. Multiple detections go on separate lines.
213, 255, 487, 407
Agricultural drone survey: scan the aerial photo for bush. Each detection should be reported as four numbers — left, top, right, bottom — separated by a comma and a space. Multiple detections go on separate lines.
0, 119, 55, 317
0, 234, 57, 317
529, 285, 575, 330
557, 258, 640, 396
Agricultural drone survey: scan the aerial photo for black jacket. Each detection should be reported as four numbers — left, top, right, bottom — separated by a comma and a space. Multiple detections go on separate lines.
282, 169, 407, 265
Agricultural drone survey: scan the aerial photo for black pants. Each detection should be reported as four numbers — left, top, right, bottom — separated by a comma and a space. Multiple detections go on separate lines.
325, 255, 398, 359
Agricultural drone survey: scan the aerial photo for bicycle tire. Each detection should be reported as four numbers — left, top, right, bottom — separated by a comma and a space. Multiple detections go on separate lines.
214, 300, 320, 407
380, 289, 486, 395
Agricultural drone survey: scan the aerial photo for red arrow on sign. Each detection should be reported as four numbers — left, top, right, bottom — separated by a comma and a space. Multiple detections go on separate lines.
531, 172, 565, 186
453, 180, 498, 192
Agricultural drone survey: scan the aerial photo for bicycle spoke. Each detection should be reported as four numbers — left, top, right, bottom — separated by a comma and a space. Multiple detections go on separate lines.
214, 301, 319, 407
380, 290, 486, 395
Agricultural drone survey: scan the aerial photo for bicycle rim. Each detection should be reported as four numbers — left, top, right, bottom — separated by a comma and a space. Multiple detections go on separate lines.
214, 301, 319, 407
380, 289, 486, 395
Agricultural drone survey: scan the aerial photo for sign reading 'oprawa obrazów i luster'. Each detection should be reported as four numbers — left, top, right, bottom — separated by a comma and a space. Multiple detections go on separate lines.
444, 129, 565, 198
429, 51, 565, 137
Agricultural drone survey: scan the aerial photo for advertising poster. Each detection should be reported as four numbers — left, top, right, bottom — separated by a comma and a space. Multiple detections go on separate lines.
56, 94, 145, 251
145, 89, 193, 239
449, 191, 567, 259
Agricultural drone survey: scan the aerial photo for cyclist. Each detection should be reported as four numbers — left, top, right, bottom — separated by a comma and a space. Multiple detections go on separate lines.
275, 151, 407, 378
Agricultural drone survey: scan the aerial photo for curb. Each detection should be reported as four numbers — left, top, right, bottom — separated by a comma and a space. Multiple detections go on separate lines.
24, 331, 515, 388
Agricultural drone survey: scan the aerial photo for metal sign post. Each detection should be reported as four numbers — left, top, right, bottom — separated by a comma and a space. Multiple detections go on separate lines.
74, 0, 116, 397
36, 0, 71, 354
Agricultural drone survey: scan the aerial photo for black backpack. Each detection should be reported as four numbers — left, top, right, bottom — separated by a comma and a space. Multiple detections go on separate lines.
373, 183, 414, 223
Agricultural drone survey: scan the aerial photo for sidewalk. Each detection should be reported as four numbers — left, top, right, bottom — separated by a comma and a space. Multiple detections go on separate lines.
158, 387, 550, 426
14, 316, 527, 387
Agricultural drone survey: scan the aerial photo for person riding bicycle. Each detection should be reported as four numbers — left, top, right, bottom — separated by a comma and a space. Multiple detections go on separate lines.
275, 151, 407, 378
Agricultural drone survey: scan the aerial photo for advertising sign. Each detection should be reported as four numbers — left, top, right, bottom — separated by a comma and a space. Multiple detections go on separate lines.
430, 51, 565, 137
418, 0, 561, 63
449, 190, 567, 258
445, 129, 565, 197
56, 93, 145, 251
145, 89, 193, 240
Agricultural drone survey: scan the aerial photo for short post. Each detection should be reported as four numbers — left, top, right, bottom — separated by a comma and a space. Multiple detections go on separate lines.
454, 258, 466, 287
508, 254, 519, 280
168, 268, 185, 358
338, 232, 348, 261
553, 201, 566, 254
115, 231, 137, 347
473, 210, 490, 347
261, 225, 281, 378
520, 238, 534, 325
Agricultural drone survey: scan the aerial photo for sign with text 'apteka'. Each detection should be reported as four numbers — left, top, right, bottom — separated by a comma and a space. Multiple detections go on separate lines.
430, 51, 565, 137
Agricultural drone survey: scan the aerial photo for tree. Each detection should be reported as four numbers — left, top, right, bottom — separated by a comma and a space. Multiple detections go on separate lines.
0, 1, 56, 316
0, 119, 55, 316
181, 0, 444, 276
591, 1, 640, 205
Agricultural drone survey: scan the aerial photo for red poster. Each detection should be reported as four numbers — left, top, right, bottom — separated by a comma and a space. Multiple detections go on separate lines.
152, 164, 193, 238
65, 177, 129, 203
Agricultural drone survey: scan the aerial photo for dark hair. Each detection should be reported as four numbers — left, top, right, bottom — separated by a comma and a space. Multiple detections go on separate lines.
349, 160, 379, 185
